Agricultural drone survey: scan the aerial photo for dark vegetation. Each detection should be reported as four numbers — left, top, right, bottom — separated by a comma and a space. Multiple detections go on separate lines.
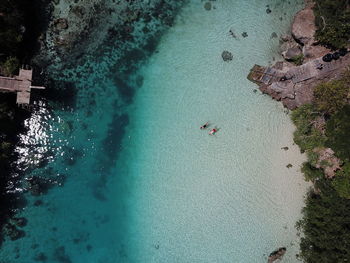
291, 70, 350, 262
313, 0, 350, 49
0, 0, 51, 244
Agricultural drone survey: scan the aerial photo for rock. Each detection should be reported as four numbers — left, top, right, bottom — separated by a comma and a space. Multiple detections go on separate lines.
266, 8, 272, 14
291, 5, 316, 45
11, 217, 27, 228
4, 223, 25, 241
221, 51, 233, 62
54, 18, 68, 30
268, 247, 286, 263
303, 44, 330, 61
281, 34, 292, 42
286, 164, 293, 168
34, 200, 43, 206
204, 2, 212, 10
314, 148, 341, 178
70, 6, 85, 19
281, 146, 289, 150
26, 175, 65, 195
34, 253, 47, 262
282, 47, 302, 60
270, 32, 278, 39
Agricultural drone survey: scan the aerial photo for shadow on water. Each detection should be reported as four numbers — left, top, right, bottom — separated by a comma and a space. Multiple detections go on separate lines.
92, 113, 129, 201
90, 2, 188, 200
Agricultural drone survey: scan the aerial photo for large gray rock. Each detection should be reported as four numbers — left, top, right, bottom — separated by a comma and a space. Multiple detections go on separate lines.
282, 47, 302, 60
221, 51, 233, 62
291, 5, 316, 45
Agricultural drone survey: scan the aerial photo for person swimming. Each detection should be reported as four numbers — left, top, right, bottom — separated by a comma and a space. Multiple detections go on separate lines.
209, 128, 217, 135
200, 122, 209, 129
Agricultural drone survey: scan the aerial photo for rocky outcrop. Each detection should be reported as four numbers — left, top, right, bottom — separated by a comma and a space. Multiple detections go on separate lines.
248, 51, 350, 109
35, 0, 185, 71
291, 3, 316, 46
247, 2, 350, 109
283, 47, 302, 60
268, 247, 286, 263
314, 148, 342, 178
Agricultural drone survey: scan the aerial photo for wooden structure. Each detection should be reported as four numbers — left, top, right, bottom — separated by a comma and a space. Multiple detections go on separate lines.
0, 69, 45, 106
248, 56, 348, 86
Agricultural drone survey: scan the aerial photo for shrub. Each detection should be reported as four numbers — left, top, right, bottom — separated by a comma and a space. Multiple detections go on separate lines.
301, 162, 324, 182
325, 105, 350, 161
299, 179, 350, 262
332, 163, 350, 199
1, 56, 19, 76
290, 54, 304, 65
314, 0, 350, 49
313, 80, 350, 114
291, 104, 326, 152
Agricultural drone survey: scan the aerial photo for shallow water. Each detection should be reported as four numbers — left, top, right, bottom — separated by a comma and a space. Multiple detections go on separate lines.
1, 1, 308, 262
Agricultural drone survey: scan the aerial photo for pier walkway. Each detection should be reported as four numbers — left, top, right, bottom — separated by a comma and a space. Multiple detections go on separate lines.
0, 69, 45, 106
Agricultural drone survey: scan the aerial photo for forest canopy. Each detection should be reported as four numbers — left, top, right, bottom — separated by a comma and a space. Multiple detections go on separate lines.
314, 0, 350, 49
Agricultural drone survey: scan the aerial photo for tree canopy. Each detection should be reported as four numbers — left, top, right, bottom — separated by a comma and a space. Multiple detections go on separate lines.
314, 0, 350, 49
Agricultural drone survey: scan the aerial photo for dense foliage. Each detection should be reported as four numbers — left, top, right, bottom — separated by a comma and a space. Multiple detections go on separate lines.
313, 79, 350, 114
292, 70, 350, 262
0, 0, 25, 75
313, 0, 350, 49
298, 179, 350, 263
325, 105, 350, 161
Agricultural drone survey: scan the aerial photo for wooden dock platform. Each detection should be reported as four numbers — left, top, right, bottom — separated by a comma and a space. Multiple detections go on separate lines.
0, 69, 45, 106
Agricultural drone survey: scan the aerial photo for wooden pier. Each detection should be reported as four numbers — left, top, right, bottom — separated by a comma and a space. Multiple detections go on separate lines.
0, 69, 45, 106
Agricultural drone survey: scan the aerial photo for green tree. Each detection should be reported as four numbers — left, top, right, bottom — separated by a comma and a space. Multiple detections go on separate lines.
314, 0, 350, 49
291, 104, 326, 152
1, 56, 19, 76
313, 80, 349, 114
299, 179, 350, 263
332, 163, 350, 199
325, 105, 350, 161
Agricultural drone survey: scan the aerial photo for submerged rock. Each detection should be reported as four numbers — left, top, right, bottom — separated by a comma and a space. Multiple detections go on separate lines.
204, 2, 212, 11
221, 51, 233, 62
11, 217, 27, 228
34, 252, 47, 262
3, 223, 25, 241
54, 18, 68, 31
268, 247, 286, 262
242, 32, 248, 38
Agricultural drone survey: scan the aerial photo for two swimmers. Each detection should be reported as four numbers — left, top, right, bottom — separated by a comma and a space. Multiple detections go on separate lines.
200, 122, 218, 135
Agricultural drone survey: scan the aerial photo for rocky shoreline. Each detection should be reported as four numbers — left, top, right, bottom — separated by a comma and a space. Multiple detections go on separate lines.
248, 0, 350, 110
248, 1, 350, 262
35, 0, 186, 73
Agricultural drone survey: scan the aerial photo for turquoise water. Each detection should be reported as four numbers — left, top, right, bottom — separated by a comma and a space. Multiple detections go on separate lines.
1, 1, 308, 262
